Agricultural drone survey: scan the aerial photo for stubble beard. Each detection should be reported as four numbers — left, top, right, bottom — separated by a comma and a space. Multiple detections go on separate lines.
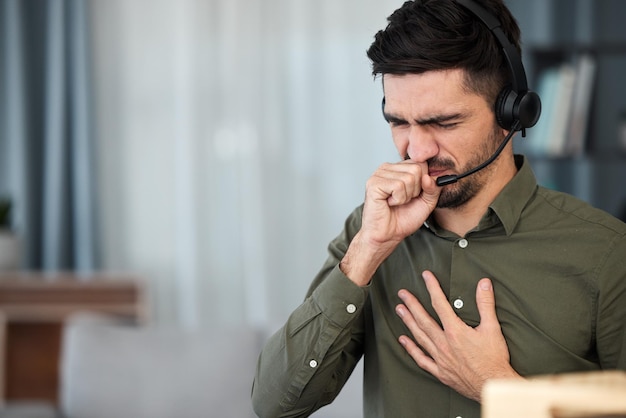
434, 128, 503, 209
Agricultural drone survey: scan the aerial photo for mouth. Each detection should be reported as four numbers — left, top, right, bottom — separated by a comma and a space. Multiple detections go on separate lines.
427, 158, 455, 178
428, 167, 453, 178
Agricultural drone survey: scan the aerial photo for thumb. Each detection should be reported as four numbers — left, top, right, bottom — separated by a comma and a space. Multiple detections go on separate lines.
476, 278, 499, 328
421, 174, 441, 210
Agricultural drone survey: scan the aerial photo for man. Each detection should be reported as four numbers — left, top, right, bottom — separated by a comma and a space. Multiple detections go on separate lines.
252, 0, 626, 417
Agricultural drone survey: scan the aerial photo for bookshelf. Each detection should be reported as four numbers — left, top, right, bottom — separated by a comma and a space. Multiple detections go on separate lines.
507, 0, 626, 220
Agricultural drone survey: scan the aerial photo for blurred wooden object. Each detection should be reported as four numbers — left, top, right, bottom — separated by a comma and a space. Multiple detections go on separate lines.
0, 272, 147, 406
0, 311, 5, 409
482, 371, 626, 418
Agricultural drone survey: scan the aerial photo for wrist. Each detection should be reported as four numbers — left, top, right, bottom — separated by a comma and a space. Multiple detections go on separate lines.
477, 366, 523, 403
340, 231, 399, 286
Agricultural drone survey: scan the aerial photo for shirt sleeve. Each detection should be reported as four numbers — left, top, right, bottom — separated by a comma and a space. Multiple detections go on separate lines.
252, 208, 368, 418
595, 233, 626, 370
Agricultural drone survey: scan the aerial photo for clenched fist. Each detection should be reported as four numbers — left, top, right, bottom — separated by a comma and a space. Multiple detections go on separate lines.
340, 160, 441, 286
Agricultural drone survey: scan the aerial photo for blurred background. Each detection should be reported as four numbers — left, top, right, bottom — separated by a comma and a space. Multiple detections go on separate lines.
2, 0, 626, 328
0, 0, 625, 415
0, 0, 398, 330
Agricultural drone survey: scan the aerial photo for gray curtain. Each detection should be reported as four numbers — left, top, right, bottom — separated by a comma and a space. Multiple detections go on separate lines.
0, 0, 98, 271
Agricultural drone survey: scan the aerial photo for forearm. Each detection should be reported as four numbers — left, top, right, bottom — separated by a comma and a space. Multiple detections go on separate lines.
252, 267, 368, 417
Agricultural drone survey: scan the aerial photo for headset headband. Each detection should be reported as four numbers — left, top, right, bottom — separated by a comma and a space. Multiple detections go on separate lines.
454, 0, 528, 94
454, 0, 540, 132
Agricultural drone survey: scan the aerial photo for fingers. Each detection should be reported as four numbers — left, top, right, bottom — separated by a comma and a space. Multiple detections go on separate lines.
420, 173, 442, 210
476, 278, 499, 329
395, 271, 476, 359
396, 271, 455, 348
401, 274, 500, 331
368, 161, 428, 206
421, 270, 459, 326
398, 334, 438, 375
396, 290, 440, 357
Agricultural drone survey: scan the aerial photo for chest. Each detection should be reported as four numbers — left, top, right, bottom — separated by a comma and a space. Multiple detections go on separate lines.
368, 232, 599, 375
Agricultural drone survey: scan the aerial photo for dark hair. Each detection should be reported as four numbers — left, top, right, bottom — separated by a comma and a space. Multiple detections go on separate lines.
366, 0, 522, 104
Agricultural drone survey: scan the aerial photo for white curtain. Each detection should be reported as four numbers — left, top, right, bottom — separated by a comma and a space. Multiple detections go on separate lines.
91, 0, 399, 328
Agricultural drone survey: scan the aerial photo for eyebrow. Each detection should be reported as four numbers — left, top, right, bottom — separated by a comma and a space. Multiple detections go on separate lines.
384, 112, 466, 125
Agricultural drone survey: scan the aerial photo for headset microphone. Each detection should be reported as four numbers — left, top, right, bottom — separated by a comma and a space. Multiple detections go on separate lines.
435, 120, 520, 186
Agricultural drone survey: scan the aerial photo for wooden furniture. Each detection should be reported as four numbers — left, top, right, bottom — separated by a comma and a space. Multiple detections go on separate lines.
0, 272, 147, 406
482, 371, 626, 418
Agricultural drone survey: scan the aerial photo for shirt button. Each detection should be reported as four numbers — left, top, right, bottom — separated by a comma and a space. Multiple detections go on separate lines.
309, 359, 318, 368
458, 239, 468, 248
346, 304, 357, 314
453, 298, 464, 309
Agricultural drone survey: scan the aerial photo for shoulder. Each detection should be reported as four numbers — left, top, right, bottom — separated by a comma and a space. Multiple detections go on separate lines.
534, 186, 626, 237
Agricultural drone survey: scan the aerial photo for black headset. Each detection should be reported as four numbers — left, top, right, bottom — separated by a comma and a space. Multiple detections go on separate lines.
382, 0, 541, 136
455, 0, 541, 135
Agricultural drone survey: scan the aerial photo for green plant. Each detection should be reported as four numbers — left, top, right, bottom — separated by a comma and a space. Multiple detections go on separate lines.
0, 198, 11, 229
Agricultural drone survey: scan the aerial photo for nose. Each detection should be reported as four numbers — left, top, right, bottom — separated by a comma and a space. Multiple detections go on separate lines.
405, 125, 438, 163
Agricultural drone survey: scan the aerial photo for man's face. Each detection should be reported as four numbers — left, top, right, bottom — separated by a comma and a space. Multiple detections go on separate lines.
382, 70, 505, 209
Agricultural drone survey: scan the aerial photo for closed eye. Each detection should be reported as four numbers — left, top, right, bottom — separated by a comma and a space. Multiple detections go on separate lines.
384, 115, 408, 127
390, 121, 410, 128
435, 122, 459, 129
385, 112, 465, 129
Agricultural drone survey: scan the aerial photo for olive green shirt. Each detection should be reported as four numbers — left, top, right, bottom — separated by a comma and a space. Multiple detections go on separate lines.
252, 156, 626, 418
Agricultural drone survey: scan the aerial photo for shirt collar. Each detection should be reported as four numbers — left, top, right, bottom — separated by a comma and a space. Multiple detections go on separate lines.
423, 155, 538, 237
488, 154, 538, 236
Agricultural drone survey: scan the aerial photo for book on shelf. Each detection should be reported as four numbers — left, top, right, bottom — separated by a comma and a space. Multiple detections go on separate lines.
564, 54, 597, 157
524, 65, 563, 156
523, 55, 596, 158
546, 64, 576, 156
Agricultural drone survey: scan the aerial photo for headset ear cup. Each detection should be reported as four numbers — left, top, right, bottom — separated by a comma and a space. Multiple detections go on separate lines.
495, 87, 516, 131
517, 90, 542, 129
495, 88, 542, 131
